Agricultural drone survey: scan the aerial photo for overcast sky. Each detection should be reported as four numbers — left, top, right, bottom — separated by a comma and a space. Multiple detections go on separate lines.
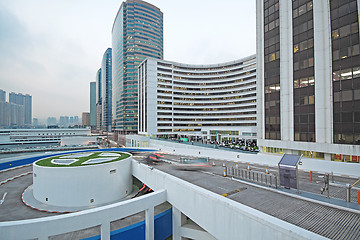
0, 0, 256, 120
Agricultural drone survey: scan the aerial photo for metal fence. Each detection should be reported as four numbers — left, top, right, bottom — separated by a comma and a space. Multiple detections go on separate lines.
225, 166, 278, 189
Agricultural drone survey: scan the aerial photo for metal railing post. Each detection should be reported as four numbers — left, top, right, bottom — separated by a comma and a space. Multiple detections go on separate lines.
346, 184, 351, 202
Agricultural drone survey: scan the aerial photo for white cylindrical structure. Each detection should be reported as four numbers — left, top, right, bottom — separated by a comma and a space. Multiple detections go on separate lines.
33, 152, 132, 207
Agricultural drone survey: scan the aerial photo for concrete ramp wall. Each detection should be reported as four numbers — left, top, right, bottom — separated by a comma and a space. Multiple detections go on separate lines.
132, 159, 327, 240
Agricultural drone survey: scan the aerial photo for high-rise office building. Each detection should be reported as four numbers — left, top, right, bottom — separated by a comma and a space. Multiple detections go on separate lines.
256, 0, 360, 162
82, 112, 90, 126
112, 0, 163, 134
96, 68, 102, 131
90, 81, 96, 129
101, 48, 112, 132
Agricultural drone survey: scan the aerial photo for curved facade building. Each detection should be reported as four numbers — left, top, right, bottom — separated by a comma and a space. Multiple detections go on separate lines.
112, 0, 163, 134
138, 55, 257, 140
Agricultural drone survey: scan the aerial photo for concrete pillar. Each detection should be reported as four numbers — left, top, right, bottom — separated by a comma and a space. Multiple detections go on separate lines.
256, 0, 265, 141
358, 1, 360, 39
173, 207, 186, 240
324, 153, 331, 161
101, 221, 110, 240
279, 0, 294, 142
313, 0, 333, 144
145, 207, 154, 240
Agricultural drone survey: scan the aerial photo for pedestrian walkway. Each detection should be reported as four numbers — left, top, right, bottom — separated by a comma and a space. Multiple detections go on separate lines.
150, 139, 360, 177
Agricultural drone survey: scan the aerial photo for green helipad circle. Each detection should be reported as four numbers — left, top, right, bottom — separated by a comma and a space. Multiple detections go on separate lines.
35, 151, 131, 167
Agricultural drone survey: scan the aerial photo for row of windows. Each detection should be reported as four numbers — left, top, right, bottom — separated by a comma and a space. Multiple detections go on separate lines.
332, 22, 359, 40
158, 99, 255, 107
169, 123, 256, 127
158, 111, 256, 117
171, 62, 247, 71
172, 77, 256, 86
294, 95, 315, 106
157, 70, 256, 81
294, 57, 314, 71
333, 67, 360, 81
157, 103, 256, 112
292, 2, 312, 18
157, 117, 256, 122
171, 91, 256, 98
333, 44, 360, 60
330, 1, 358, 19
294, 38, 313, 53
334, 90, 360, 102
171, 85, 256, 92
334, 112, 360, 123
294, 76, 315, 88
170, 94, 256, 102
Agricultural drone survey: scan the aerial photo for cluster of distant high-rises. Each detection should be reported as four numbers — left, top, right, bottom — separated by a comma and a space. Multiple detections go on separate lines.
0, 89, 32, 128
46, 116, 80, 127
90, 0, 163, 134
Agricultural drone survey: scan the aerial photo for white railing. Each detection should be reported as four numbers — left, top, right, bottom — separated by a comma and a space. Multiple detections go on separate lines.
0, 190, 166, 240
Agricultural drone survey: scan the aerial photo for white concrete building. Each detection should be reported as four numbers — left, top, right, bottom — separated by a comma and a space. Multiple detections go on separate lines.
0, 128, 92, 146
138, 55, 257, 141
32, 152, 132, 207
256, 0, 360, 162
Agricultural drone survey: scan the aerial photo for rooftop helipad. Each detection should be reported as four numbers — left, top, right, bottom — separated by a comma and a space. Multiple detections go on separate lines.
35, 151, 130, 167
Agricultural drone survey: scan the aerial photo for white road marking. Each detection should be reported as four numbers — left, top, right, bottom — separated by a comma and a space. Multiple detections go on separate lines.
0, 192, 7, 205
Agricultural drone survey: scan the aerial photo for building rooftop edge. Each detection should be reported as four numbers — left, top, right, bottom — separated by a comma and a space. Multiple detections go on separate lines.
140, 54, 256, 68
112, 0, 162, 33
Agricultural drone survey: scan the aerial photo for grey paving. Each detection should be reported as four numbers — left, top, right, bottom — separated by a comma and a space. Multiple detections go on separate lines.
1, 151, 360, 240
22, 184, 140, 213
141, 153, 360, 240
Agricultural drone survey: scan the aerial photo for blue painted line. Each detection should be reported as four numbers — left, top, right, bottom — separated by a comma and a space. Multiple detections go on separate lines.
0, 148, 157, 171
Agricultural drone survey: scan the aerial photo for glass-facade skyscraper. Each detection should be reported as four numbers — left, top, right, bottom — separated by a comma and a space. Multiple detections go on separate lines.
96, 68, 102, 131
90, 81, 96, 129
112, 0, 163, 134
101, 48, 112, 132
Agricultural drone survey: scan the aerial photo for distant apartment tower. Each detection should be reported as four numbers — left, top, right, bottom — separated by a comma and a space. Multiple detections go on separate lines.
90, 81, 96, 129
59, 116, 70, 127
96, 68, 102, 131
82, 112, 90, 126
112, 0, 163, 134
9, 92, 32, 125
256, 0, 360, 162
0, 89, 5, 102
0, 89, 7, 127
47, 117, 57, 126
101, 48, 112, 132
138, 56, 257, 140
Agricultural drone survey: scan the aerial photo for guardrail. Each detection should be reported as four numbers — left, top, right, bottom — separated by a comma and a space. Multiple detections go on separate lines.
318, 173, 360, 204
225, 166, 278, 189
0, 190, 167, 240
153, 138, 259, 154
